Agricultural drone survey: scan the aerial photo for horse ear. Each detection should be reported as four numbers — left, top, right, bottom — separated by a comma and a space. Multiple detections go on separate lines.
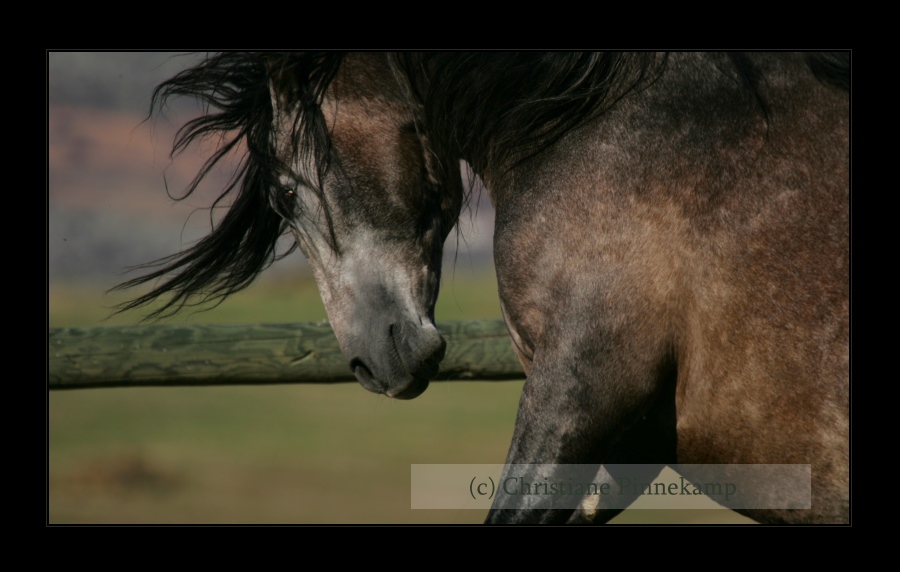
268, 76, 284, 118
265, 56, 296, 116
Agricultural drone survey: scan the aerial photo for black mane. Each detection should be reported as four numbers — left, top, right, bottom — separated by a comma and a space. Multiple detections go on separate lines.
395, 52, 667, 177
115, 51, 850, 319
112, 52, 342, 319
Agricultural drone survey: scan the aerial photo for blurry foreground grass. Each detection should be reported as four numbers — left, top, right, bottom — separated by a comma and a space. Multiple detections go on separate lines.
49, 270, 752, 524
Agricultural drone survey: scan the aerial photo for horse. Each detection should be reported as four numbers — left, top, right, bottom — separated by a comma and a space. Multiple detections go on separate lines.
115, 52, 850, 524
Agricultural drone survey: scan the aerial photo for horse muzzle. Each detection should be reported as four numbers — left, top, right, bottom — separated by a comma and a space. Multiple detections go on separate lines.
347, 320, 446, 400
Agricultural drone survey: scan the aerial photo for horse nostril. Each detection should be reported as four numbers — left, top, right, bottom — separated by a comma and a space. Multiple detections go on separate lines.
350, 358, 381, 389
434, 335, 447, 361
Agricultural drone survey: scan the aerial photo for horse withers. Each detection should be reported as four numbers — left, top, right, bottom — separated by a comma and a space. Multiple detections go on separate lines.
118, 52, 850, 524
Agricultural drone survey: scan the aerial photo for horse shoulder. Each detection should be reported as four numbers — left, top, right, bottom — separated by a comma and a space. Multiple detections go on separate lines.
487, 55, 848, 523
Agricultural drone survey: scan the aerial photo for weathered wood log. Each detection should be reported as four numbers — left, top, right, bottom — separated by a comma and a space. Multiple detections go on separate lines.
49, 320, 524, 390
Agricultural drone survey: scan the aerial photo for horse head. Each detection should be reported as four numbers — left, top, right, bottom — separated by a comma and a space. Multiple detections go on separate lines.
266, 53, 463, 399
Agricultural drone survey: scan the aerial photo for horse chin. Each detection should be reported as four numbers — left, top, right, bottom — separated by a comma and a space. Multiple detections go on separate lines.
352, 363, 431, 400
387, 378, 430, 400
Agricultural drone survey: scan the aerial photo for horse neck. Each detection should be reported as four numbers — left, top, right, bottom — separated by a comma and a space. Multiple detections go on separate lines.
467, 52, 846, 212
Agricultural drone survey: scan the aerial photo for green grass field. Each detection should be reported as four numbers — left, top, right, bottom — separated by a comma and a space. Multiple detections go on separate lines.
49, 271, 753, 524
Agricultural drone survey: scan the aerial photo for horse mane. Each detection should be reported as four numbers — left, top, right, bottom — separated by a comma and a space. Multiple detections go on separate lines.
112, 52, 344, 319
114, 51, 849, 319
804, 51, 850, 91
394, 52, 667, 177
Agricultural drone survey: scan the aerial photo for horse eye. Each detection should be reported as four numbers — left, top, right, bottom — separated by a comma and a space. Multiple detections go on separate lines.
276, 182, 297, 197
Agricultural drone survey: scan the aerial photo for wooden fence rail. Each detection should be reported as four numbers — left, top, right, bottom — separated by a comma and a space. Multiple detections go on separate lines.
49, 320, 524, 390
